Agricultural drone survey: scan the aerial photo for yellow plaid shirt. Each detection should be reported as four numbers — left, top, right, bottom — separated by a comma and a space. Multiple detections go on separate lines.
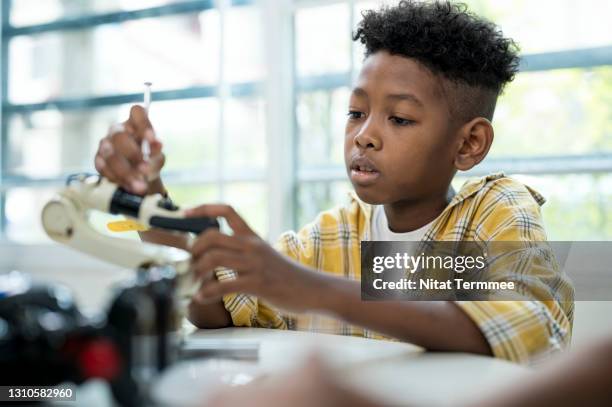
217, 173, 574, 364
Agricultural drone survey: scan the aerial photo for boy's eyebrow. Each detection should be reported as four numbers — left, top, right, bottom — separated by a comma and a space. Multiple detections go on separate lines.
386, 93, 424, 107
351, 87, 424, 108
351, 87, 424, 109
351, 87, 369, 98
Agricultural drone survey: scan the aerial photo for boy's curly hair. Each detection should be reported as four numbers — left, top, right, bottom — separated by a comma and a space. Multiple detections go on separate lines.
353, 1, 520, 121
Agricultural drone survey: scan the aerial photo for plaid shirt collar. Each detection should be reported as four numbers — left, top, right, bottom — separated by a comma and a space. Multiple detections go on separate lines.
349, 172, 546, 241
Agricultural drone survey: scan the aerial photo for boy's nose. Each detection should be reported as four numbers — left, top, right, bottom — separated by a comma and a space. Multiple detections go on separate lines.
353, 120, 382, 150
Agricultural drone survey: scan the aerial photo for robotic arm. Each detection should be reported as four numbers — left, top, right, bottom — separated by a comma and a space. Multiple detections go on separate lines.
41, 173, 219, 301
5, 173, 223, 406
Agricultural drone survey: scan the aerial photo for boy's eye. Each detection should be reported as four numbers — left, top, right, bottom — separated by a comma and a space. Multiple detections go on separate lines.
389, 116, 415, 126
347, 110, 365, 120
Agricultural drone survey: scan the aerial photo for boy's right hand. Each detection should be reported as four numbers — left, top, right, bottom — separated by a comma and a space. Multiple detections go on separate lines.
94, 105, 165, 195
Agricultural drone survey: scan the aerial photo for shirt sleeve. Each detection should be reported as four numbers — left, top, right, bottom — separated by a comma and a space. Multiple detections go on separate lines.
456, 300, 570, 364
217, 268, 287, 328
455, 179, 574, 364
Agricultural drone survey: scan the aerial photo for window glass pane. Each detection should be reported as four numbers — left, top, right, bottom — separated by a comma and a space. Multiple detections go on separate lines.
7, 106, 123, 178
224, 6, 264, 83
8, 11, 220, 103
463, 0, 612, 54
353, 0, 612, 55
452, 173, 612, 240
296, 181, 352, 229
225, 182, 268, 238
165, 183, 218, 206
10, 0, 193, 27
297, 87, 350, 168
6, 98, 219, 178
4, 187, 123, 244
295, 3, 351, 77
488, 67, 612, 158
514, 173, 612, 240
224, 97, 266, 171
151, 98, 220, 173
5, 187, 56, 243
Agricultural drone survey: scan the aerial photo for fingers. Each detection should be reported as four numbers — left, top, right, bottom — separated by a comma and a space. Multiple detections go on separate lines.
192, 248, 252, 280
112, 131, 143, 165
185, 204, 254, 235
99, 137, 114, 158
94, 104, 165, 194
149, 138, 163, 155
190, 228, 246, 258
198, 277, 254, 300
142, 151, 165, 181
128, 105, 155, 141
97, 132, 147, 193
105, 153, 147, 194
94, 152, 119, 182
95, 138, 118, 181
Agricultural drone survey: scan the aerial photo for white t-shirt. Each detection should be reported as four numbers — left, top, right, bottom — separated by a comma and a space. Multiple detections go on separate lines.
370, 205, 435, 241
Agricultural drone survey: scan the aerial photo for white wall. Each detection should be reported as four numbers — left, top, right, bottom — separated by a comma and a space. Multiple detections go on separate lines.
0, 242, 131, 313
573, 301, 612, 346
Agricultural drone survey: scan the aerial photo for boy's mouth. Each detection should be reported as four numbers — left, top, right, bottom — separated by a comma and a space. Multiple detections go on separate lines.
349, 156, 380, 185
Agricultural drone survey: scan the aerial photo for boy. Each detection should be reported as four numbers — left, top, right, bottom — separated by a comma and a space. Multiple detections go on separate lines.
94, 1, 573, 363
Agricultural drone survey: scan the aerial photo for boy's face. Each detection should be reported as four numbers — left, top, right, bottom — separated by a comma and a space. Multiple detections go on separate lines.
344, 51, 459, 205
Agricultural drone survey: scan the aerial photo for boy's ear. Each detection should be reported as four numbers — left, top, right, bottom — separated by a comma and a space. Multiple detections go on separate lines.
453, 117, 494, 171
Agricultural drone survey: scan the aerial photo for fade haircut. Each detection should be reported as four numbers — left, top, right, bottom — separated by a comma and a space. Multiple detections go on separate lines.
353, 0, 520, 123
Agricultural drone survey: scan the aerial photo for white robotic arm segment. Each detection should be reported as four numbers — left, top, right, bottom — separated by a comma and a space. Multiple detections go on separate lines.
41, 174, 219, 301
63, 175, 117, 214
41, 195, 191, 270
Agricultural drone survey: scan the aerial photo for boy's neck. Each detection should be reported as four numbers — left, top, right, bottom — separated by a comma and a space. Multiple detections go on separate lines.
383, 193, 448, 233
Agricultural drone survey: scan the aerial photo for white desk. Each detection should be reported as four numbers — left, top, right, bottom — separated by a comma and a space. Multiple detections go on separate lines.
151, 328, 528, 406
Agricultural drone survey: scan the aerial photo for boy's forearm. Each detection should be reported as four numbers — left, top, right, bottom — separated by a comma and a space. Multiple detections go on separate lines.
309, 273, 491, 355
187, 265, 233, 329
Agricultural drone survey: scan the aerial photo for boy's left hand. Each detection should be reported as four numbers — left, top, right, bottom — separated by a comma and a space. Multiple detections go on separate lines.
186, 204, 320, 313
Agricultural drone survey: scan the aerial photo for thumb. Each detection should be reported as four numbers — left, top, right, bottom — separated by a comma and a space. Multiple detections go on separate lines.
129, 105, 154, 140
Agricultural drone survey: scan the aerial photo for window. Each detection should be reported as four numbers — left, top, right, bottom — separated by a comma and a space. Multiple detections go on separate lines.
1, 0, 611, 244
1, 0, 270, 242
